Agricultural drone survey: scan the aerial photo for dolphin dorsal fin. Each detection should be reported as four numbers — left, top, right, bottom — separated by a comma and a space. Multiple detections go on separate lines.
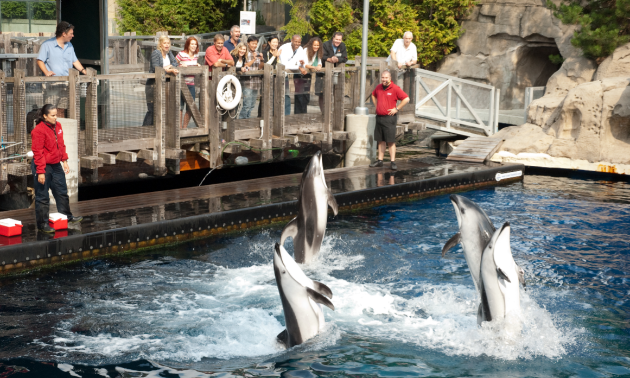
441, 232, 461, 257
307, 287, 335, 311
312, 280, 333, 299
327, 189, 339, 216
280, 217, 299, 246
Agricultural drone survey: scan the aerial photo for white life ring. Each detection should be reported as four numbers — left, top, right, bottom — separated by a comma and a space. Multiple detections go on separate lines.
217, 74, 242, 110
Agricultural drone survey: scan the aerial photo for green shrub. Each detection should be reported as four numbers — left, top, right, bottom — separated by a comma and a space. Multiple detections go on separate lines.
117, 0, 239, 35
547, 0, 630, 59
285, 0, 474, 66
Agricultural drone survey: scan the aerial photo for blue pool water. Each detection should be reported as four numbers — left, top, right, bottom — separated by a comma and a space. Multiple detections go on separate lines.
0, 174, 629, 377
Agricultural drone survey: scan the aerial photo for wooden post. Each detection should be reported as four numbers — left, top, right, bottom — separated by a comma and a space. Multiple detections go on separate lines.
153, 67, 167, 175
67, 69, 80, 121
123, 32, 130, 64
322, 64, 333, 141
333, 63, 345, 131
129, 32, 138, 64
84, 68, 98, 157
112, 40, 120, 65
199, 65, 209, 133
32, 39, 42, 76
208, 66, 221, 168
261, 63, 273, 161
13, 69, 26, 155
273, 63, 285, 137
2, 34, 11, 55
165, 73, 180, 149
388, 59, 400, 87
224, 67, 237, 145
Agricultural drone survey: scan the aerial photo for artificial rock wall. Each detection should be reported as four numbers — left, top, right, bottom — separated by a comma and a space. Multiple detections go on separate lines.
437, 0, 580, 110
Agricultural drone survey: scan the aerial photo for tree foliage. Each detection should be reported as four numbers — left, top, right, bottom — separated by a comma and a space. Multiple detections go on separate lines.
282, 0, 474, 65
547, 0, 630, 59
33, 2, 56, 21
1, 2, 27, 19
117, 0, 240, 35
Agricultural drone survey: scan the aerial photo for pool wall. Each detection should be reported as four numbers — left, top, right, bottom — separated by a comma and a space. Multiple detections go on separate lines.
0, 163, 524, 276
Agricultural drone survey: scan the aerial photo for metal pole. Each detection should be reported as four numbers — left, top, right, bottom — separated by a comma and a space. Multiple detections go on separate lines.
100, 0, 109, 74
354, 0, 369, 115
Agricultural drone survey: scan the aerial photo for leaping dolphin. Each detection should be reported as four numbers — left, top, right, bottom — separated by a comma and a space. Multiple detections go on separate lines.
478, 222, 525, 327
442, 194, 495, 292
273, 243, 335, 348
281, 151, 338, 264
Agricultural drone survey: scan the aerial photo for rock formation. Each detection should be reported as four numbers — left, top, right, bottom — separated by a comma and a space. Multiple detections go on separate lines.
437, 0, 582, 110
490, 42, 630, 171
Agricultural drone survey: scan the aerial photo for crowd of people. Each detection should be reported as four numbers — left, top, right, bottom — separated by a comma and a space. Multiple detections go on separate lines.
29, 22, 416, 233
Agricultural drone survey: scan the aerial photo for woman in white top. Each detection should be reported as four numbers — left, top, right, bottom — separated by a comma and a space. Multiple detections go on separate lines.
143, 36, 179, 126
304, 37, 324, 113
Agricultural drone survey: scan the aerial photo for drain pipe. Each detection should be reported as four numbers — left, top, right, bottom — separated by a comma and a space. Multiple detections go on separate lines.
354, 0, 370, 116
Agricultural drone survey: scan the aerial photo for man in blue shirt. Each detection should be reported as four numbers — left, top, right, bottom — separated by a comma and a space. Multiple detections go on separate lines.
37, 21, 88, 118
223, 25, 241, 53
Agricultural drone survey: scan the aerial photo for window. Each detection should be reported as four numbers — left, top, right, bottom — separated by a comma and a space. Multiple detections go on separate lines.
0, 0, 56, 34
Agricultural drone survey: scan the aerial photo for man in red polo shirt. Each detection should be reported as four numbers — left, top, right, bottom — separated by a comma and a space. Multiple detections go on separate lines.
205, 34, 234, 69
370, 70, 409, 170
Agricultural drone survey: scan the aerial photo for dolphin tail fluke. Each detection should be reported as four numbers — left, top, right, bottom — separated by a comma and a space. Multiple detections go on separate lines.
307, 287, 335, 311
312, 280, 333, 299
277, 329, 289, 348
280, 217, 299, 246
327, 189, 339, 216
442, 232, 461, 257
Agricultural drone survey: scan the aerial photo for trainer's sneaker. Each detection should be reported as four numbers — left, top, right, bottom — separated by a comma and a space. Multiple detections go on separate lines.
38, 224, 55, 233
391, 161, 398, 171
69, 216, 83, 223
369, 160, 383, 168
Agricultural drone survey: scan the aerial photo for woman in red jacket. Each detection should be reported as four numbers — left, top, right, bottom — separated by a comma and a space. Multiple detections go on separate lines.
31, 104, 82, 233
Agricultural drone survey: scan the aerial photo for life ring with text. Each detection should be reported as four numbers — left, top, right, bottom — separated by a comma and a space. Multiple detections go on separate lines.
217, 75, 242, 110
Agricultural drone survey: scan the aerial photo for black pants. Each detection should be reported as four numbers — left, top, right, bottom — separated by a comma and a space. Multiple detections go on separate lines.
31, 161, 73, 228
142, 103, 154, 126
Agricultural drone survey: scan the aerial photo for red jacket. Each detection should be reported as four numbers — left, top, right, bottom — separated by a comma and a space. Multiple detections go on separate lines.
31, 121, 68, 174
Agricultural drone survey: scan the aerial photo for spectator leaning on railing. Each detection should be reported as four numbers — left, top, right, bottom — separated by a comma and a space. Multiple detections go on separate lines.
238, 36, 263, 119
36, 21, 88, 119
176, 37, 200, 129
143, 35, 179, 126
279, 35, 308, 115
387, 31, 418, 69
322, 32, 348, 68
205, 34, 234, 71
304, 37, 324, 113
224, 25, 241, 53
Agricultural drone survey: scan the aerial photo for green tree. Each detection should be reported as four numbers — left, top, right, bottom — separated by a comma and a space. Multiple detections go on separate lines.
32, 2, 57, 21
282, 0, 474, 66
1, 2, 27, 19
547, 0, 630, 60
117, 0, 239, 35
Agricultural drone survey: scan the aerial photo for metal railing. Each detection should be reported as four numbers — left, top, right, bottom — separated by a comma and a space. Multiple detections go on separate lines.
414, 68, 499, 136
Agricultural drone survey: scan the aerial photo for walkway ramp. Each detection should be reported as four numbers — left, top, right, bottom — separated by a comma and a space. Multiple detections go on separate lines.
446, 136, 503, 163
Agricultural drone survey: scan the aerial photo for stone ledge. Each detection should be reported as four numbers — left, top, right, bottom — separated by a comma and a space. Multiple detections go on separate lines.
490, 153, 630, 174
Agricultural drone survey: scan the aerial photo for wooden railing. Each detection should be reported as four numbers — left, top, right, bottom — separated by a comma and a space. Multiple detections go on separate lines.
0, 56, 420, 182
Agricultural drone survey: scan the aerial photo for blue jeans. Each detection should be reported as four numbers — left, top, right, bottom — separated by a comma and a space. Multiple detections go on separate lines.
180, 84, 196, 110
31, 161, 73, 228
285, 95, 291, 115
240, 87, 259, 119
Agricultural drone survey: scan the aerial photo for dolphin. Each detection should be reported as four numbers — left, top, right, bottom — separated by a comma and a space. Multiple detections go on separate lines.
442, 194, 495, 292
281, 151, 339, 264
478, 222, 525, 327
273, 243, 335, 348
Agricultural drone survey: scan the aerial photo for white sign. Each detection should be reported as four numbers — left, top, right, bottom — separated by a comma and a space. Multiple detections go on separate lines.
495, 170, 523, 181
240, 11, 256, 34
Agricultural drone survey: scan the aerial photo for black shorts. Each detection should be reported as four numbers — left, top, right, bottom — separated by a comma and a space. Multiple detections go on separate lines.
375, 115, 397, 143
